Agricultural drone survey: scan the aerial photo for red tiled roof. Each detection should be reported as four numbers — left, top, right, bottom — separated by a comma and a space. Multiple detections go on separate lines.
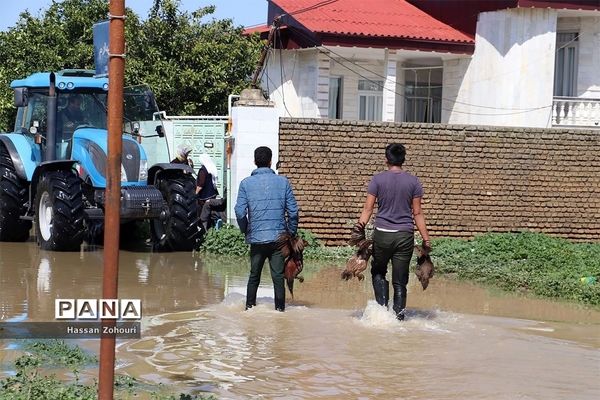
270, 0, 474, 43
243, 24, 270, 35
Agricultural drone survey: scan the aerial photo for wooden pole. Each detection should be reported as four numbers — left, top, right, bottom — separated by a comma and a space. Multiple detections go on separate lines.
98, 0, 125, 398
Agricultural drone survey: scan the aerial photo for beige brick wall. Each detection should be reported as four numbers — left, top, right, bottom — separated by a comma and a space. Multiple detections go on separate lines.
278, 118, 600, 245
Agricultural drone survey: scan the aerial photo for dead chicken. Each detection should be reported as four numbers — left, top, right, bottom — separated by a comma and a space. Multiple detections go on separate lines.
414, 244, 434, 290
341, 239, 373, 281
341, 222, 374, 281
276, 233, 308, 298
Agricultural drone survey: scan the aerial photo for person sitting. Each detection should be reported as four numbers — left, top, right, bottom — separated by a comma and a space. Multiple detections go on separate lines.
171, 146, 194, 169
196, 153, 224, 231
57, 94, 87, 141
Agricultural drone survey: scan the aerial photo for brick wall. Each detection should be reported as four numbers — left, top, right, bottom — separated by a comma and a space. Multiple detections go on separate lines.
278, 119, 600, 245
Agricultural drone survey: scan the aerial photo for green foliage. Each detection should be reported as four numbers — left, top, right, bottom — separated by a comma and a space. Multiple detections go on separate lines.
0, 341, 98, 399
430, 232, 600, 306
127, 1, 261, 117
200, 224, 249, 256
299, 228, 355, 259
0, 0, 262, 130
23, 340, 97, 368
200, 226, 355, 260
201, 229, 599, 305
0, 341, 215, 399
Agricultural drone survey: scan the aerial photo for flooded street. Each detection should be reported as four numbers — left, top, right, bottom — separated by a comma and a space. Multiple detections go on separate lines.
1, 241, 599, 399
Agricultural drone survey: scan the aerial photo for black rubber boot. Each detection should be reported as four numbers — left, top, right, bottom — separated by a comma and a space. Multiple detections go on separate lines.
393, 293, 407, 321
372, 274, 389, 308
384, 279, 389, 307
275, 298, 285, 312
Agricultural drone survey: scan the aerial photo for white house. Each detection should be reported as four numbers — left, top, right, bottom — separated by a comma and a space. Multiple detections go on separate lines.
247, 0, 600, 129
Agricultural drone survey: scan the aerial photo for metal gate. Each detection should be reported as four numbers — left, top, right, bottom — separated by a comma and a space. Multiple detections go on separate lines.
170, 118, 227, 196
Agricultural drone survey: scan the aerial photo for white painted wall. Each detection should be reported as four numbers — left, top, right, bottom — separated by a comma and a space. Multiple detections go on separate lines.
382, 50, 398, 122
316, 51, 330, 117
229, 106, 281, 224
261, 49, 320, 118
577, 17, 600, 98
443, 8, 558, 128
329, 58, 387, 120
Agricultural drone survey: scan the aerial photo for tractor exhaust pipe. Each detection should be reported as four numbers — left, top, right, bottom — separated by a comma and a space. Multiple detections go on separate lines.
46, 72, 57, 161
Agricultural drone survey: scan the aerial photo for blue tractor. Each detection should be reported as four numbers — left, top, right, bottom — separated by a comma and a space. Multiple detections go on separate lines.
0, 70, 201, 251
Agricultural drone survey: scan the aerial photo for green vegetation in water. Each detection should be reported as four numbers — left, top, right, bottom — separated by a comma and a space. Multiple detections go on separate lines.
431, 232, 600, 306
200, 225, 354, 260
0, 340, 216, 399
201, 227, 599, 306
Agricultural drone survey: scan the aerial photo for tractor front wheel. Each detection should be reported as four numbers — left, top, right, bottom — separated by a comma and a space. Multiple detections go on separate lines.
34, 170, 85, 251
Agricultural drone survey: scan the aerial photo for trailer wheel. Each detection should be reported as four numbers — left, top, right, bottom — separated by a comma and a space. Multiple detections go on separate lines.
34, 170, 85, 251
151, 173, 200, 251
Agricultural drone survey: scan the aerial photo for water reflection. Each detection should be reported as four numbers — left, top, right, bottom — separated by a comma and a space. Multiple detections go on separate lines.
1, 242, 599, 399
0, 243, 224, 321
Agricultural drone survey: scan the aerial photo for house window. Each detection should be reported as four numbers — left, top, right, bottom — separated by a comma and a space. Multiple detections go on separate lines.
328, 77, 343, 119
358, 80, 383, 121
404, 68, 442, 123
554, 32, 578, 97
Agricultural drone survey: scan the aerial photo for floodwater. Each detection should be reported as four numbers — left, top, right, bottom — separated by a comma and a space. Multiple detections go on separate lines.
1, 241, 599, 399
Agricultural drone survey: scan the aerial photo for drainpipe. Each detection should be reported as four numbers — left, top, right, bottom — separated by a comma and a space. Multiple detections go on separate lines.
45, 73, 57, 161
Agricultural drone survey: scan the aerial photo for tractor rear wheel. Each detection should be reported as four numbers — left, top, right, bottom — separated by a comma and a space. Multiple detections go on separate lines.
0, 146, 31, 241
34, 170, 85, 251
151, 173, 200, 251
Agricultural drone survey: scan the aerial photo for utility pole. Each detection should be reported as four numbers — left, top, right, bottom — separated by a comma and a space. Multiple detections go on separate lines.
250, 17, 280, 88
98, 0, 125, 398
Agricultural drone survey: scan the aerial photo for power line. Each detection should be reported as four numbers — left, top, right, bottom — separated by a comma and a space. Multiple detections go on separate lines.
283, 0, 339, 17
277, 26, 293, 117
284, 25, 556, 116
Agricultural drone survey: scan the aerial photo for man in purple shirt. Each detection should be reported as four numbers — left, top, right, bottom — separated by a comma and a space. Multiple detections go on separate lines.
357, 143, 431, 320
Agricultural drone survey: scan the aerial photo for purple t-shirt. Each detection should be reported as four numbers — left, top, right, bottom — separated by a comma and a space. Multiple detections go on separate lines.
367, 170, 423, 232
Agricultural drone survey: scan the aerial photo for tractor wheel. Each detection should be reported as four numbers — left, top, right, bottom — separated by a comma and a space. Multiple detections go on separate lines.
34, 170, 85, 251
151, 173, 200, 251
0, 146, 31, 241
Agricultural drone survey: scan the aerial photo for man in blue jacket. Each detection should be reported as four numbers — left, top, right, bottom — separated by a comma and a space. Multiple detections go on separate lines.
235, 146, 299, 312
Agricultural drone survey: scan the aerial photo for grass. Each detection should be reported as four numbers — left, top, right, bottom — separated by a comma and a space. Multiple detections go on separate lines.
431, 232, 600, 306
200, 226, 600, 306
0, 340, 216, 399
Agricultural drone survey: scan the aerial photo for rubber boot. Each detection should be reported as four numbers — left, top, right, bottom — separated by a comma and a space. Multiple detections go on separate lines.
372, 275, 389, 308
275, 298, 285, 312
393, 293, 407, 321
384, 279, 389, 308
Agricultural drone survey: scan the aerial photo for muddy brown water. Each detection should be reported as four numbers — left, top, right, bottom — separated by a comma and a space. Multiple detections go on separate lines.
1, 241, 599, 399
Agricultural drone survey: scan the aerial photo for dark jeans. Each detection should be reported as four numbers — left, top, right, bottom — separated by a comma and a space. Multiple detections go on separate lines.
247, 242, 286, 311
371, 230, 414, 318
199, 198, 226, 229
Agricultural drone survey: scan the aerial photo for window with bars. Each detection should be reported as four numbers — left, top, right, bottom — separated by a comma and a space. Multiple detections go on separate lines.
358, 79, 383, 121
554, 32, 578, 97
404, 67, 442, 123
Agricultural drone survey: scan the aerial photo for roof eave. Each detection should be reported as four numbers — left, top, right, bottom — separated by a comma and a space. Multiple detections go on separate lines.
318, 33, 475, 55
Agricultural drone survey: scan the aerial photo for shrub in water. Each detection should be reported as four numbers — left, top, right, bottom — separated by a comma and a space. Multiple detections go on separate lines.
200, 224, 249, 256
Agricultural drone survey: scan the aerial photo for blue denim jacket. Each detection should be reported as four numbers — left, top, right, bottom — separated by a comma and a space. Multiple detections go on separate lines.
234, 168, 299, 244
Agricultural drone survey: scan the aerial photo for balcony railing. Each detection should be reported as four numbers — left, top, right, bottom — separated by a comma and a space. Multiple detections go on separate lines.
552, 97, 600, 129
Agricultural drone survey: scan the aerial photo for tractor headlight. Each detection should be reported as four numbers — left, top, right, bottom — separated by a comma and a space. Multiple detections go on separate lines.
121, 164, 128, 182
139, 160, 148, 182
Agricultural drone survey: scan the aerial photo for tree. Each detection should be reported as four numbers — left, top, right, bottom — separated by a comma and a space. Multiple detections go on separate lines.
0, 0, 261, 131
126, 0, 261, 116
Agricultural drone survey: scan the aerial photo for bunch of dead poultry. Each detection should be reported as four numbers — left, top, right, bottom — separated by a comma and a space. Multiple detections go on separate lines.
276, 233, 308, 298
341, 222, 373, 281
